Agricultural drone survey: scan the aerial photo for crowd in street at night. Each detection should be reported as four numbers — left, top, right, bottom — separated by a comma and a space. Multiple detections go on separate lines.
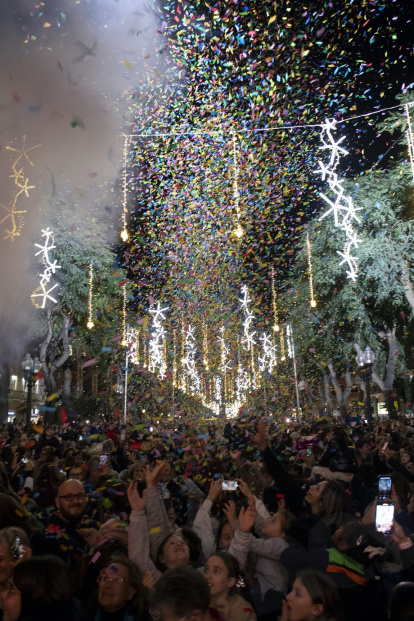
1, 413, 414, 621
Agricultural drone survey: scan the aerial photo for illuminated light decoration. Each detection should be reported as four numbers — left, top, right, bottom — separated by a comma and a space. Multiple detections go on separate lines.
148, 302, 169, 379
271, 267, 279, 332
126, 326, 139, 365
250, 343, 258, 390
183, 325, 201, 394
121, 284, 128, 347
240, 285, 256, 351
218, 327, 232, 374
203, 322, 209, 369
2, 136, 40, 241
214, 375, 222, 405
120, 136, 129, 242
286, 323, 302, 421
318, 118, 362, 281
258, 333, 277, 374
306, 233, 317, 308
31, 228, 61, 309
232, 133, 244, 238
406, 102, 414, 180
280, 327, 286, 362
87, 263, 94, 329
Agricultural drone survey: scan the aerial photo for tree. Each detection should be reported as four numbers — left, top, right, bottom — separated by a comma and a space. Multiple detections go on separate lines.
282, 94, 414, 417
31, 201, 126, 410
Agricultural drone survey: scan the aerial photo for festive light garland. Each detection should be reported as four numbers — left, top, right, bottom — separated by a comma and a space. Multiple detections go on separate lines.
306, 233, 317, 308
271, 267, 279, 332
232, 133, 244, 238
258, 333, 277, 374
31, 228, 61, 308
318, 118, 362, 281
183, 324, 201, 394
2, 136, 40, 241
87, 263, 94, 329
240, 285, 256, 350
121, 284, 127, 347
120, 136, 129, 242
406, 102, 414, 181
126, 326, 139, 365
148, 302, 169, 379
203, 322, 209, 370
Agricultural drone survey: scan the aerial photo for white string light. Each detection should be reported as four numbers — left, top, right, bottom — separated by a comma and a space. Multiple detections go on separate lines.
318, 118, 362, 281
183, 325, 201, 394
258, 333, 277, 374
149, 302, 168, 379
120, 136, 129, 242
306, 233, 317, 308
126, 326, 139, 364
87, 263, 94, 329
31, 228, 61, 308
232, 132, 244, 238
240, 285, 256, 350
405, 103, 414, 181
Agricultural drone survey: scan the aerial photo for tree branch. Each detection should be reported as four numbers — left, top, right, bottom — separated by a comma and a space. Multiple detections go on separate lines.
401, 262, 414, 315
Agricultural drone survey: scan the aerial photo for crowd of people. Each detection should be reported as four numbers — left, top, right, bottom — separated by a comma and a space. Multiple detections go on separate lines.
0, 412, 414, 621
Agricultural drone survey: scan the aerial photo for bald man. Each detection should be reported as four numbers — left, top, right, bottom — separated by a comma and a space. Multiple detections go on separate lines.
31, 478, 99, 571
55, 479, 87, 525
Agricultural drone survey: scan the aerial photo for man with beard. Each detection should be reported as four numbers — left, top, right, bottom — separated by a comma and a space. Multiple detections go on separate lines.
32, 479, 99, 571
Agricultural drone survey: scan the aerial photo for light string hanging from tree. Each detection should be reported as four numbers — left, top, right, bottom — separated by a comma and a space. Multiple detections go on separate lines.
87, 263, 94, 329
306, 233, 317, 308
148, 302, 169, 379
258, 333, 277, 374
183, 325, 201, 394
120, 136, 129, 242
271, 267, 279, 333
232, 132, 244, 238
405, 102, 414, 181
121, 284, 127, 347
31, 228, 61, 308
318, 118, 362, 281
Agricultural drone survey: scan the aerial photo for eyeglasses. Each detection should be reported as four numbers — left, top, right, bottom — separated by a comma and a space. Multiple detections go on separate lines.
97, 575, 125, 585
58, 493, 86, 502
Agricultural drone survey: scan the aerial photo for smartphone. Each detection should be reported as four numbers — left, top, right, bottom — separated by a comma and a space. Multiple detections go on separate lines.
21, 457, 28, 464
99, 454, 109, 469
222, 480, 238, 491
378, 475, 392, 501
375, 502, 394, 534
382, 442, 389, 452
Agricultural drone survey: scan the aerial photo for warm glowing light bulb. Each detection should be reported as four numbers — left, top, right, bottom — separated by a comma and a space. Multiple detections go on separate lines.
310, 300, 317, 308
87, 320, 94, 329
121, 229, 129, 242
234, 225, 244, 238
273, 324, 280, 332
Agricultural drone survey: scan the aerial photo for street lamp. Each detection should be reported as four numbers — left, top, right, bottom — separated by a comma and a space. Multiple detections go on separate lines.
21, 354, 41, 429
355, 345, 375, 432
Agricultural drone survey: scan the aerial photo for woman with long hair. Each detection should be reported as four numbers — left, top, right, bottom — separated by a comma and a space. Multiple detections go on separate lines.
281, 568, 343, 621
203, 552, 256, 621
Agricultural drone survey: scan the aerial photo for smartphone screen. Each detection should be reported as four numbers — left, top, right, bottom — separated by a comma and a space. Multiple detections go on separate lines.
222, 480, 238, 491
99, 454, 109, 469
378, 476, 392, 501
375, 502, 394, 534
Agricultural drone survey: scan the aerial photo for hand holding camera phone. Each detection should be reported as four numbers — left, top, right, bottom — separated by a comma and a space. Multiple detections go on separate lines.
378, 475, 392, 501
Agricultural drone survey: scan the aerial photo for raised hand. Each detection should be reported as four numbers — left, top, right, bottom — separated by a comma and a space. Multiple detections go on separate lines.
390, 519, 413, 547
142, 570, 156, 591
253, 419, 267, 451
237, 479, 253, 499
145, 461, 167, 488
238, 498, 256, 533
127, 481, 147, 512
223, 500, 237, 524
207, 479, 223, 502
